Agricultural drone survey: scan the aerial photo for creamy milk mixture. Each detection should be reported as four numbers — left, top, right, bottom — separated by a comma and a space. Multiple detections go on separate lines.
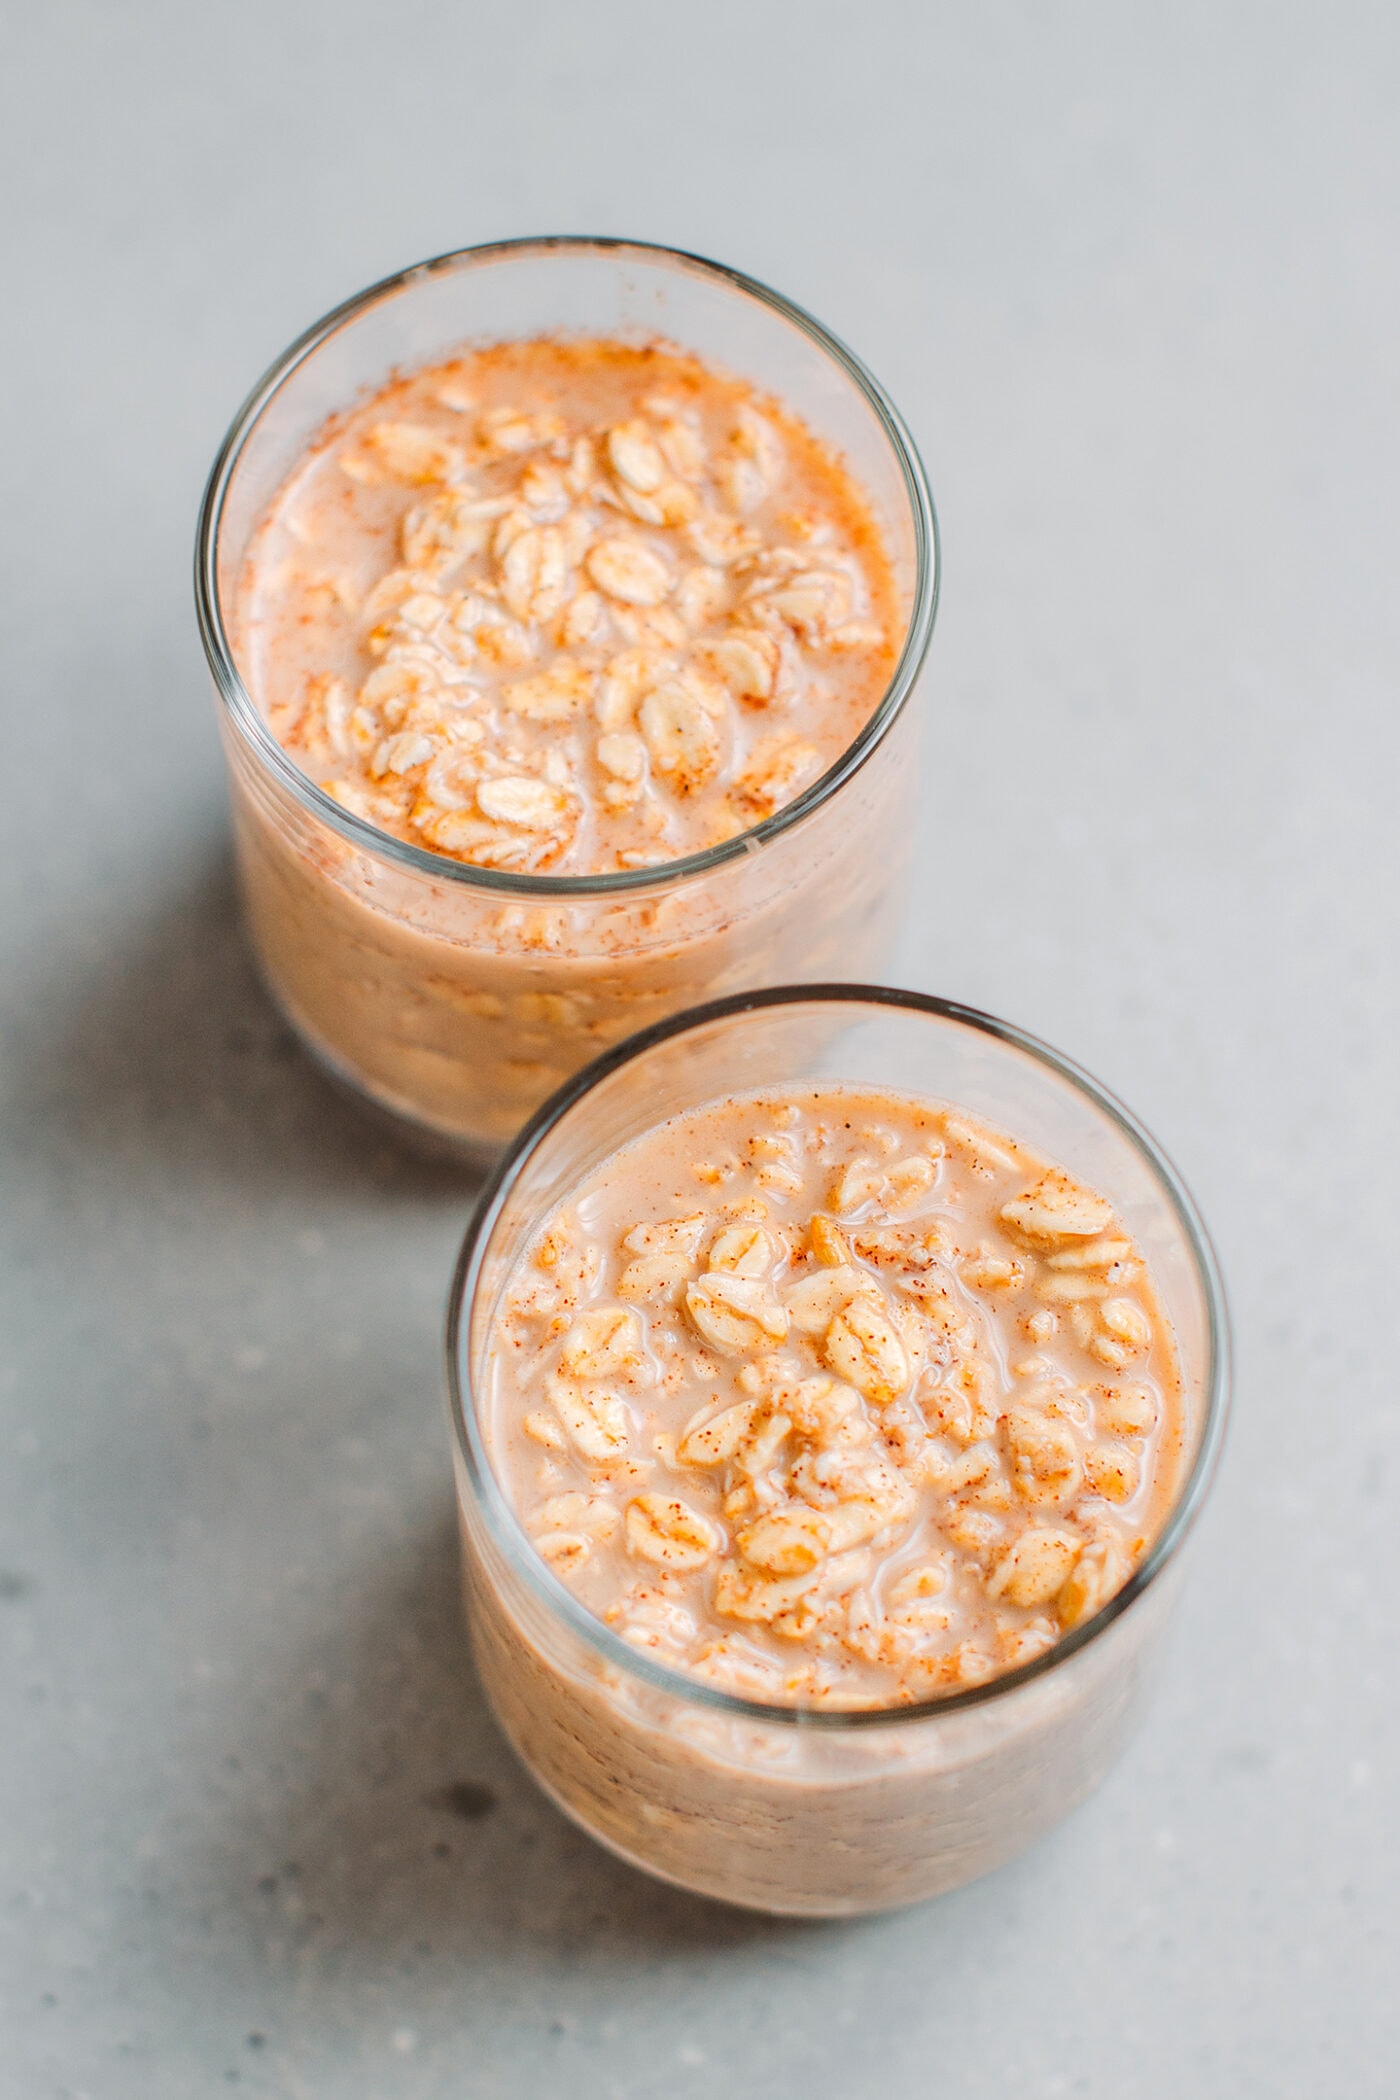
487, 1088, 1183, 1710
234, 339, 900, 876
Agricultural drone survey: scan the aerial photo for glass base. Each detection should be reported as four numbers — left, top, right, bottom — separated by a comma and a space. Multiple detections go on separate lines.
265, 978, 500, 1176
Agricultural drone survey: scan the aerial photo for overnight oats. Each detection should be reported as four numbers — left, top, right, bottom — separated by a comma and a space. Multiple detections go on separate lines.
197, 241, 936, 1161
450, 989, 1229, 1915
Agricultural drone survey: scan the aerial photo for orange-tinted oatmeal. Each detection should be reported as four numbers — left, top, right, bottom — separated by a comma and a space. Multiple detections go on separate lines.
487, 1087, 1184, 1710
224, 339, 915, 1154
235, 339, 900, 876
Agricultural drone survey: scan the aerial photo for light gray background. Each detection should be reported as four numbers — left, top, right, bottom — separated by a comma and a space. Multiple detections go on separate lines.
3, 3, 1396, 2094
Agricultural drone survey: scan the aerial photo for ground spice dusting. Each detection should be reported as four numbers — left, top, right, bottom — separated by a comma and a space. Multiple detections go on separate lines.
235, 338, 901, 877
487, 1086, 1184, 1710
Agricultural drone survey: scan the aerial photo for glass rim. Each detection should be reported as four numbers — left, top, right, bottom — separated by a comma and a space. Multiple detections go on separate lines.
445, 983, 1232, 1732
194, 233, 940, 900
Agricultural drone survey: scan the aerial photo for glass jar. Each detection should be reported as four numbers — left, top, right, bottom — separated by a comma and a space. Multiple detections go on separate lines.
447, 987, 1230, 1916
196, 239, 938, 1167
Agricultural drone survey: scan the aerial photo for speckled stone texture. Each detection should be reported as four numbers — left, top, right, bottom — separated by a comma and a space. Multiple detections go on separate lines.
2, 3, 1396, 2093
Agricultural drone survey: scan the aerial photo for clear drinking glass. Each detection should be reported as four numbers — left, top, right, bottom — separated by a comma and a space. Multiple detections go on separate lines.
447, 986, 1230, 1916
195, 239, 938, 1167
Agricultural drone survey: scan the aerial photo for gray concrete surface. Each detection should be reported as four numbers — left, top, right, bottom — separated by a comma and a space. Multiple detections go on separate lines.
3, 3, 1397, 2093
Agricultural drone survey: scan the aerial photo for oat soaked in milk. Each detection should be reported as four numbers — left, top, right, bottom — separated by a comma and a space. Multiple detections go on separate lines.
235, 340, 900, 876
488, 1089, 1184, 1710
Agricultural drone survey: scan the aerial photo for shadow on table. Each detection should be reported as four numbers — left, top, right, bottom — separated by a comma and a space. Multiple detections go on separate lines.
14, 837, 473, 1205
22, 840, 819, 1978
203, 1494, 807, 1985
